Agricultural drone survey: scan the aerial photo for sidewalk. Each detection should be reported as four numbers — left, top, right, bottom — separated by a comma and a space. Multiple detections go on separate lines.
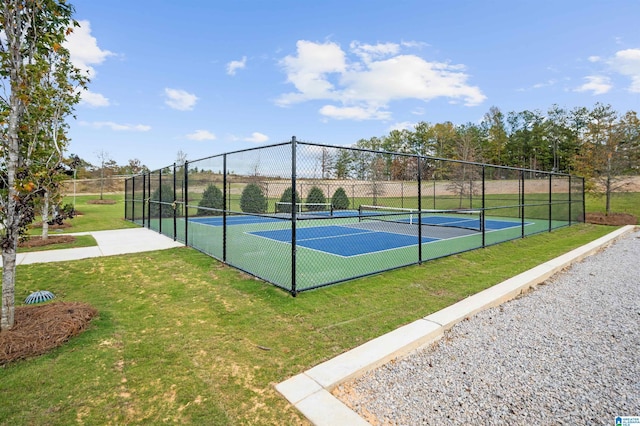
5, 228, 184, 267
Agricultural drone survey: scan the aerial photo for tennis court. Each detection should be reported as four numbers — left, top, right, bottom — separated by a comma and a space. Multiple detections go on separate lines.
126, 137, 585, 294
190, 208, 529, 258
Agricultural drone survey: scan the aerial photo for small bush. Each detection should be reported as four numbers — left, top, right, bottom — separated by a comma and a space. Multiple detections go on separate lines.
197, 184, 224, 216
276, 187, 301, 213
332, 187, 350, 210
150, 184, 175, 218
240, 183, 267, 213
306, 186, 327, 211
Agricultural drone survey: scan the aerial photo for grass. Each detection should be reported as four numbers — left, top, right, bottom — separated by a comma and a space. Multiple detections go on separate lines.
61, 193, 137, 232
23, 194, 135, 252
0, 222, 620, 424
0, 190, 636, 424
585, 191, 640, 221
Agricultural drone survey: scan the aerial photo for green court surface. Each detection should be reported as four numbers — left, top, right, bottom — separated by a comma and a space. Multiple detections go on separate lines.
145, 212, 569, 292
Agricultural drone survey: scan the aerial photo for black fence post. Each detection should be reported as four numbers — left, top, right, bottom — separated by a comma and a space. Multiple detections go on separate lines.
582, 177, 586, 223
173, 163, 177, 241
417, 155, 422, 264
568, 175, 572, 226
291, 136, 297, 296
223, 154, 228, 263
156, 168, 161, 234
481, 165, 486, 248
548, 173, 553, 232
184, 161, 189, 247
520, 170, 525, 238
145, 172, 150, 228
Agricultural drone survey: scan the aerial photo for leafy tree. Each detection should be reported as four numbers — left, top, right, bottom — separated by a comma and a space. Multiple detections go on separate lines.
331, 187, 350, 210
305, 186, 326, 211
197, 184, 223, 216
149, 184, 175, 218
240, 183, 267, 213
574, 104, 640, 214
276, 186, 301, 213
1, 0, 86, 330
333, 149, 353, 179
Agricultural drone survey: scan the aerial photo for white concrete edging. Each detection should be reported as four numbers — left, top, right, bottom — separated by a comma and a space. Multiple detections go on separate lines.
276, 225, 637, 425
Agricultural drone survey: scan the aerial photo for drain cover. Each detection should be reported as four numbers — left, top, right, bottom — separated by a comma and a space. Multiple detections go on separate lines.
25, 290, 55, 304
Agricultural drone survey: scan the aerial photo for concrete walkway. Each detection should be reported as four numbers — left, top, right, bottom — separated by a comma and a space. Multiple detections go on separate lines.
5, 228, 184, 267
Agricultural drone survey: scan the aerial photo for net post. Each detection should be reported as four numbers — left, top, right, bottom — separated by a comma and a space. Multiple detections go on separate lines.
417, 156, 422, 264
291, 136, 297, 296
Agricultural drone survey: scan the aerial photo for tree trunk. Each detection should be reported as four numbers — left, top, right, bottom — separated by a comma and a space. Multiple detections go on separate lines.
42, 190, 50, 240
1, 249, 17, 330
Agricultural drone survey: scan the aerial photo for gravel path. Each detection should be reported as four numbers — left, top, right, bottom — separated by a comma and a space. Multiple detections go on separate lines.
335, 229, 640, 425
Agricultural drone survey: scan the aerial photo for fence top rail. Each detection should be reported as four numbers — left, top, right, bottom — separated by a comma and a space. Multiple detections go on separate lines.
125, 137, 581, 181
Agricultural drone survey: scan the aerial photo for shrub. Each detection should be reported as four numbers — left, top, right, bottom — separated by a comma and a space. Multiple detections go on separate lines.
276, 186, 301, 213
240, 183, 267, 213
197, 184, 224, 216
332, 187, 350, 210
306, 186, 326, 211
150, 184, 175, 218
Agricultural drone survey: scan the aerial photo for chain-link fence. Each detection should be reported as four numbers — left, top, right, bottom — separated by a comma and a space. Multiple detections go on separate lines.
125, 137, 585, 295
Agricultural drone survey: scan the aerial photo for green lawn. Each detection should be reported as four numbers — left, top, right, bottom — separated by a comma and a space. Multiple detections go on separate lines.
0, 190, 636, 424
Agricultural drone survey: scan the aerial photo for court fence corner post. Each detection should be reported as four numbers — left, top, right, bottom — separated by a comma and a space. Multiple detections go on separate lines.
184, 160, 189, 247
290, 136, 297, 296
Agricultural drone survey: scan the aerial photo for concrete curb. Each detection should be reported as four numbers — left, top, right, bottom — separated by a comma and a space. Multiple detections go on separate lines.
275, 225, 637, 426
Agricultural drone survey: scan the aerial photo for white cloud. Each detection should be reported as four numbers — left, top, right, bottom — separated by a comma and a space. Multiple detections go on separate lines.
226, 56, 247, 75
319, 105, 391, 121
388, 121, 415, 132
186, 130, 216, 141
80, 90, 110, 107
609, 48, 640, 93
588, 56, 601, 63
350, 41, 400, 63
277, 40, 347, 105
244, 132, 269, 143
276, 40, 486, 121
532, 79, 557, 89
164, 88, 198, 111
84, 121, 151, 131
574, 75, 612, 95
64, 20, 114, 78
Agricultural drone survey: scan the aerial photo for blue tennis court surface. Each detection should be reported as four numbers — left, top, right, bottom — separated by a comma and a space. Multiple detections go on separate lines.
251, 225, 438, 257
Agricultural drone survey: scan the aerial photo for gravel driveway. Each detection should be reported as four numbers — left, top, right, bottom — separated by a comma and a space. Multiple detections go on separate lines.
335, 229, 640, 425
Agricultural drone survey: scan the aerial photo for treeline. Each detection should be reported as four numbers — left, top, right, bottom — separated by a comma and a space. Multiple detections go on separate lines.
338, 103, 639, 183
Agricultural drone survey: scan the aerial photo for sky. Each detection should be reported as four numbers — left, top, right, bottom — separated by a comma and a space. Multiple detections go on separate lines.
64, 0, 640, 170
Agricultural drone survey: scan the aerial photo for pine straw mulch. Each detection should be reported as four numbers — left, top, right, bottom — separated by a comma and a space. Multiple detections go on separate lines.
585, 212, 638, 226
19, 235, 76, 249
0, 302, 97, 365
87, 199, 117, 205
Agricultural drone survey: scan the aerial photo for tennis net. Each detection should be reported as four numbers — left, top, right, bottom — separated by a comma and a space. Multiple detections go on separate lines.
275, 202, 334, 217
358, 204, 483, 231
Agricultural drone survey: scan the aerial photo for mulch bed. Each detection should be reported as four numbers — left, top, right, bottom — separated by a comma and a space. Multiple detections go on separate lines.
585, 212, 637, 226
87, 199, 116, 205
0, 302, 97, 365
19, 235, 76, 249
